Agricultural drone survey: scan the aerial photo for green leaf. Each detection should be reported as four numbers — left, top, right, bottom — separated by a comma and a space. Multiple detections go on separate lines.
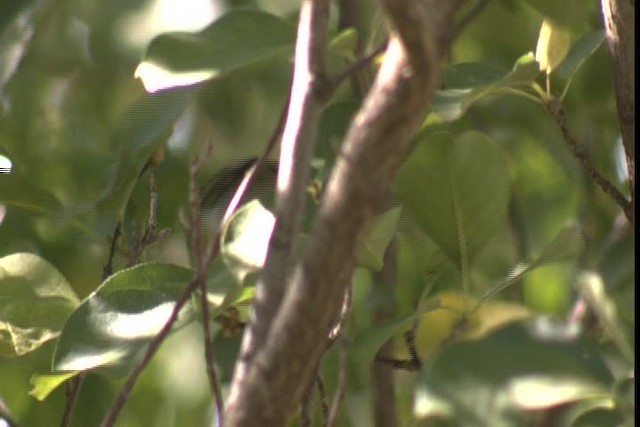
358, 207, 401, 271
414, 321, 613, 425
29, 371, 78, 401
396, 131, 510, 269
135, 10, 296, 93
0, 253, 79, 357
0, 173, 63, 215
555, 30, 605, 97
220, 200, 275, 284
52, 263, 194, 375
97, 89, 193, 220
535, 19, 573, 74
316, 100, 360, 163
431, 53, 540, 121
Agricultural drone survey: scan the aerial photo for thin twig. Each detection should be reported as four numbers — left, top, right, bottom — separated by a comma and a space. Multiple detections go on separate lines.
102, 222, 121, 279
327, 339, 349, 427
59, 375, 83, 427
545, 98, 633, 223
450, 0, 491, 43
188, 156, 225, 425
316, 375, 330, 426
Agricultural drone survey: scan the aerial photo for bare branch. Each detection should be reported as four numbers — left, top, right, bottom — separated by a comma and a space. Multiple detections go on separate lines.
227, 0, 333, 413
545, 98, 633, 223
600, 0, 635, 225
223, 1, 462, 425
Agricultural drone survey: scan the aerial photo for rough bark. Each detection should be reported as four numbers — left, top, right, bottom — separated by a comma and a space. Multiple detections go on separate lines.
601, 0, 635, 224
224, 1, 462, 425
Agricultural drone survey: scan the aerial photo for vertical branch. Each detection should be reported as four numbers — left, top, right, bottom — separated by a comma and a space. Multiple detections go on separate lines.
601, 0, 635, 225
228, 0, 332, 407
224, 1, 462, 425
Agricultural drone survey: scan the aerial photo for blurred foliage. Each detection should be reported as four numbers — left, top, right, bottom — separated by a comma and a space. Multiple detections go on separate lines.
0, 0, 634, 426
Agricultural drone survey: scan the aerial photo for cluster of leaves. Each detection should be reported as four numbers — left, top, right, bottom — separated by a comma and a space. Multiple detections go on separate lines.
0, 0, 634, 426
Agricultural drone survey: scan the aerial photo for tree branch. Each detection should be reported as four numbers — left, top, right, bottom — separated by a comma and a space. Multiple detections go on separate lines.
226, 0, 332, 411
600, 0, 635, 225
223, 1, 462, 425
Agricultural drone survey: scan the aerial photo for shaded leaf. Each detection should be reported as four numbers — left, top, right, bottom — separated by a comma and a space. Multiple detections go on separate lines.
0, 253, 79, 357
98, 89, 194, 219
431, 53, 540, 121
396, 131, 510, 269
52, 263, 194, 375
135, 10, 296, 93
522, 0, 586, 31
358, 207, 401, 271
0, 173, 63, 215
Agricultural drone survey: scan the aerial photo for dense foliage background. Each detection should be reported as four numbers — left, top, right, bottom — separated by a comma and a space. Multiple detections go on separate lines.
0, 0, 634, 426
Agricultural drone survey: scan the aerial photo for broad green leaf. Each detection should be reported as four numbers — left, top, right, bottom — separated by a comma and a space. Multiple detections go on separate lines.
0, 253, 79, 357
431, 53, 540, 121
415, 321, 613, 425
220, 200, 275, 284
52, 263, 194, 375
535, 19, 573, 74
0, 173, 62, 215
358, 207, 401, 271
29, 371, 78, 401
556, 30, 605, 98
135, 10, 296, 93
555, 31, 605, 81
396, 131, 510, 269
98, 89, 193, 219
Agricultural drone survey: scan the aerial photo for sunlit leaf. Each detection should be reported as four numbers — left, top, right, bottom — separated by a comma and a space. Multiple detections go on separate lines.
220, 200, 275, 284
415, 321, 613, 425
0, 253, 79, 357
29, 371, 78, 401
396, 131, 510, 269
52, 263, 194, 376
536, 19, 573, 74
358, 207, 401, 271
136, 10, 296, 93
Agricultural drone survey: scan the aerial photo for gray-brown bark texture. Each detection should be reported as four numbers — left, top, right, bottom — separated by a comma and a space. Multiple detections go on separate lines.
224, 1, 463, 425
601, 0, 635, 224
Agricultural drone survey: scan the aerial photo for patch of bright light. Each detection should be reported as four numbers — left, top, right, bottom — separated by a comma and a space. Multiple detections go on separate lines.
508, 376, 603, 410
614, 136, 629, 182
0, 154, 11, 173
89, 298, 176, 339
134, 60, 216, 93
413, 386, 452, 419
117, 0, 223, 50
56, 348, 128, 371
